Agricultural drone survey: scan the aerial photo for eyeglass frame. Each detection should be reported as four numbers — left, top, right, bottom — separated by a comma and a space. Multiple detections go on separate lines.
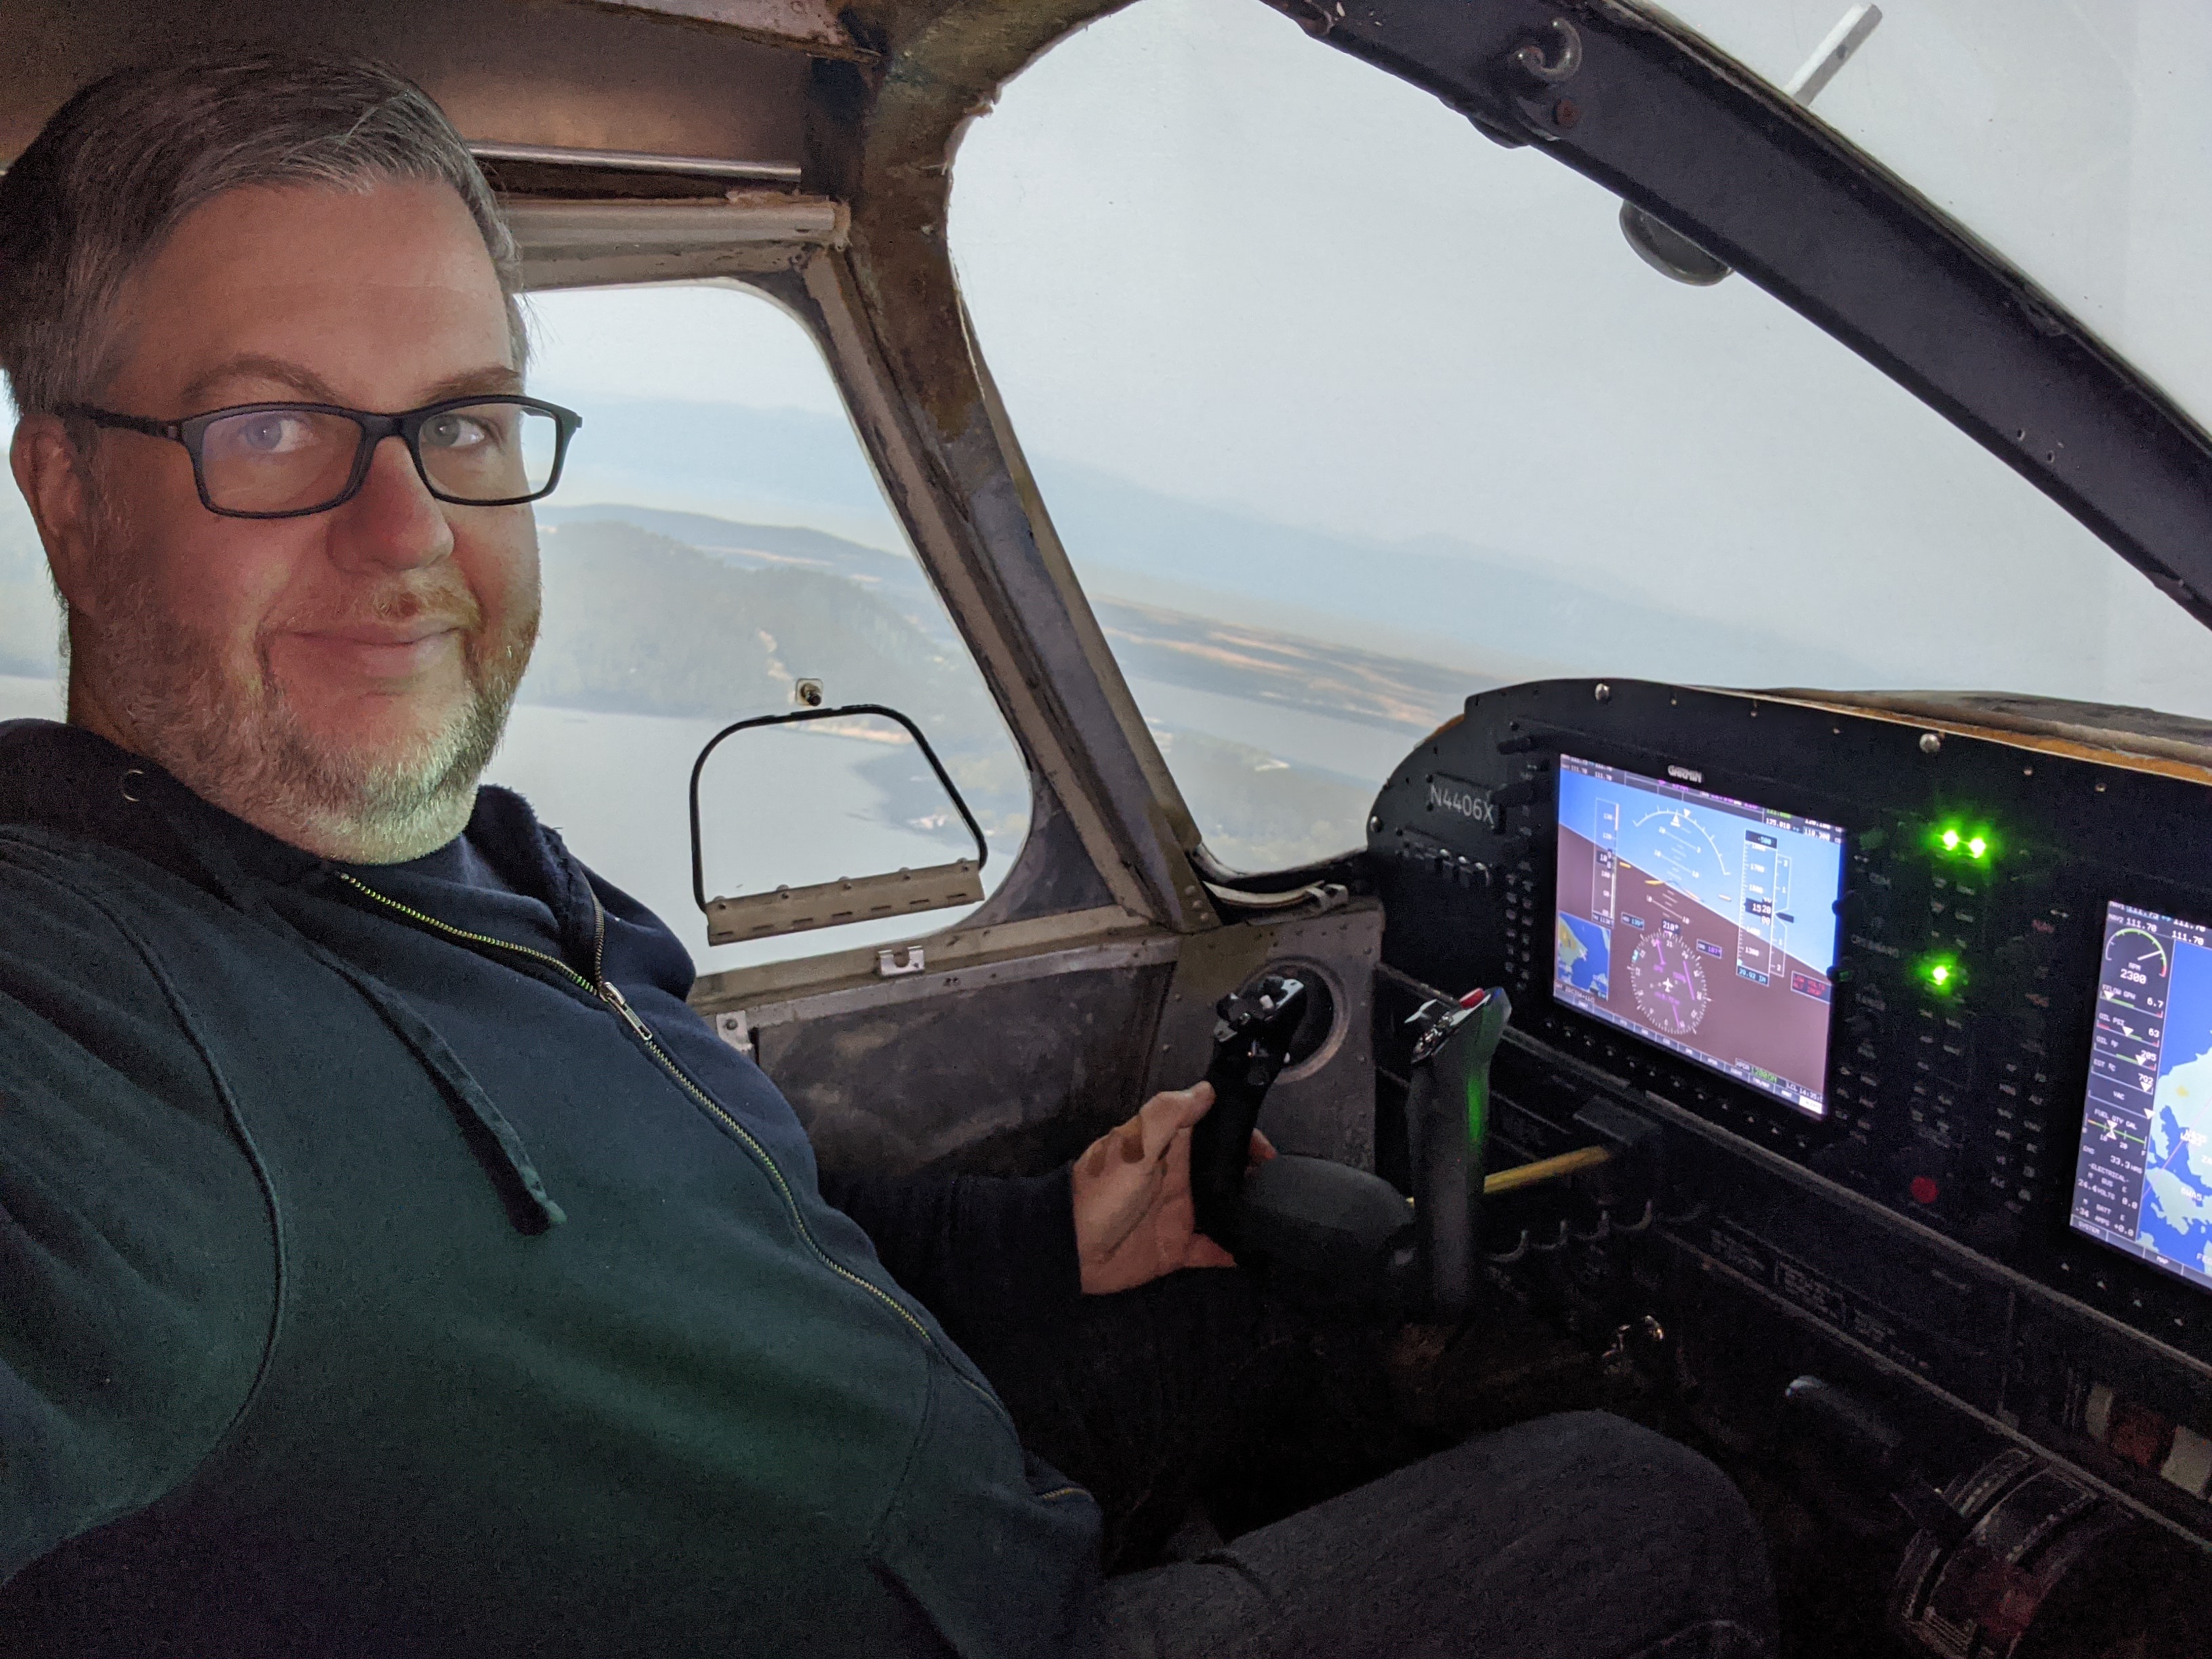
60, 394, 585, 520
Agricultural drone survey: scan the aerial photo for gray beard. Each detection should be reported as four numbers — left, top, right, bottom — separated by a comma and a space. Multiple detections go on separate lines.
79, 566, 537, 864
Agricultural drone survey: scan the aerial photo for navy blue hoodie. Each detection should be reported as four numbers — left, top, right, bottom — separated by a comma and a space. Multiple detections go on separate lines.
0, 719, 1101, 1656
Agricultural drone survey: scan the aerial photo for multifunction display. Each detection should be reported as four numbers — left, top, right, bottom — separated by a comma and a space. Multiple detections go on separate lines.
1553, 755, 1845, 1118
2073, 901, 2212, 1295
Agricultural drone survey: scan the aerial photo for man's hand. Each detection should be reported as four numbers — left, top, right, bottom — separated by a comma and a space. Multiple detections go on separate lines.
1071, 1082, 1275, 1296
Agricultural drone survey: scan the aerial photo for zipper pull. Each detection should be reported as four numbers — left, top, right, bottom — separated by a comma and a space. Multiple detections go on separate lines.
601, 979, 654, 1043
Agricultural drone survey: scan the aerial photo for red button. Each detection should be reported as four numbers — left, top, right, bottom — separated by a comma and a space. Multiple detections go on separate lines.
1909, 1176, 1940, 1206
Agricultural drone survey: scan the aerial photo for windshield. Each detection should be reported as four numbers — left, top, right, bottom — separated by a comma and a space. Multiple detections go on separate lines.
1646, 0, 2212, 434
949, 0, 2212, 874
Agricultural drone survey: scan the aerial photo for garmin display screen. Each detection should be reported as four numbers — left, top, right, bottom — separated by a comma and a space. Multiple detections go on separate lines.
1553, 754, 1845, 1119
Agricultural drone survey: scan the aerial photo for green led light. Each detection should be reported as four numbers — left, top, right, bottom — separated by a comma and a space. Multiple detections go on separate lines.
1929, 820, 1999, 862
1917, 954, 1964, 996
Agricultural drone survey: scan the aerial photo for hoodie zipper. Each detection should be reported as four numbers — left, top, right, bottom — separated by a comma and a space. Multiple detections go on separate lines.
330, 870, 1011, 1422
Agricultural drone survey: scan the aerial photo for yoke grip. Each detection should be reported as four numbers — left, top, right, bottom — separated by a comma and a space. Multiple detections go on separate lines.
1188, 975, 1309, 1250
1405, 988, 1510, 1318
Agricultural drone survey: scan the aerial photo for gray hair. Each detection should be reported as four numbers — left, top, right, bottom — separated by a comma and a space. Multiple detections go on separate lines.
0, 47, 527, 420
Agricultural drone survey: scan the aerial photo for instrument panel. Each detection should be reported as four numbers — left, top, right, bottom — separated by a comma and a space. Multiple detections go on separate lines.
1370, 679, 2212, 1543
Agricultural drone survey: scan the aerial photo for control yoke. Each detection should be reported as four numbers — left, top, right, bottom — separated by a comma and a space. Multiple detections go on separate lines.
1185, 975, 1629, 1313
1189, 975, 1311, 1248
1187, 975, 1544, 1313
1404, 989, 1511, 1318
1187, 974, 1420, 1302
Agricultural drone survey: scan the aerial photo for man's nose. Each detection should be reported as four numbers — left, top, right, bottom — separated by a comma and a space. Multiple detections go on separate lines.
325, 432, 455, 571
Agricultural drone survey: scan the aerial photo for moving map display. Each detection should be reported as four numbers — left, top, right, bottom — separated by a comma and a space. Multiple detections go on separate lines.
1553, 755, 1844, 1118
2073, 901, 2212, 1294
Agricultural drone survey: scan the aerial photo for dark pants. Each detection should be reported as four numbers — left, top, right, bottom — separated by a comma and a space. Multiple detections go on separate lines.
961, 1273, 1778, 1659
1075, 1410, 1777, 1659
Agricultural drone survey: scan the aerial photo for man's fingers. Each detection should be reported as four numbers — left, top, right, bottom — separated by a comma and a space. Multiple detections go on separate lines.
1249, 1128, 1276, 1168
1183, 1235, 1237, 1271
1134, 1082, 1213, 1160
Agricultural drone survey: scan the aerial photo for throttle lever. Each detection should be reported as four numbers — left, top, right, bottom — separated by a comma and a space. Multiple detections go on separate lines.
1189, 975, 1309, 1250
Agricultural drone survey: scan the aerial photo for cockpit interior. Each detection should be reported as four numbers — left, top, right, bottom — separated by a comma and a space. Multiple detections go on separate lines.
6, 1, 2212, 1653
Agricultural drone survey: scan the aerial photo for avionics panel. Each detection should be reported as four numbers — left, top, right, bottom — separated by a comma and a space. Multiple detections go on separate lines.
1369, 679, 2212, 1544
2074, 901, 2212, 1295
1553, 754, 1844, 1118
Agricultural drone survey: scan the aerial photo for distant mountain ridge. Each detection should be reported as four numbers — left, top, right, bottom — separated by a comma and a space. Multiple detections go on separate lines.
548, 504, 1483, 737
537, 504, 916, 588
544, 393, 1896, 689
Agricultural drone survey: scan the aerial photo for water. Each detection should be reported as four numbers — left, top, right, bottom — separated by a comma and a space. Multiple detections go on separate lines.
1125, 674, 1431, 783
488, 702, 1006, 974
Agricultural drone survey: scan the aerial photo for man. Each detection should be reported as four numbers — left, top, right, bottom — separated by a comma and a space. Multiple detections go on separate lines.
0, 49, 1777, 1658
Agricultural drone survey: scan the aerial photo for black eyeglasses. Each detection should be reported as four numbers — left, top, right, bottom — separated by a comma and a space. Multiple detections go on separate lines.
64, 395, 583, 520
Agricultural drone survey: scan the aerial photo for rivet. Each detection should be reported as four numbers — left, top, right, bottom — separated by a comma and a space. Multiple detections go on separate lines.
1594, 682, 1612, 703
1919, 732, 1942, 755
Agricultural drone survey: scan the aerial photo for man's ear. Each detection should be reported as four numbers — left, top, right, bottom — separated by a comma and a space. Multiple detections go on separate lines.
11, 415, 104, 619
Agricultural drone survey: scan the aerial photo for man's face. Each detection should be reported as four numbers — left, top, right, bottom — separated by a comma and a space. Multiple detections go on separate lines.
33, 178, 539, 861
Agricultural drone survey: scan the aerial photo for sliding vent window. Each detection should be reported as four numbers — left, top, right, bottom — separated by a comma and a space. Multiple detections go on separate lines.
948, 0, 2212, 876
491, 283, 1031, 971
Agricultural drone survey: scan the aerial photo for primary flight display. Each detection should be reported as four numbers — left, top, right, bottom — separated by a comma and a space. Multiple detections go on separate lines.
1553, 755, 1845, 1117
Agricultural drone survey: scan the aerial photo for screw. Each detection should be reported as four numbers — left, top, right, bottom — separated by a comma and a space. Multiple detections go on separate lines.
1554, 97, 1581, 128
1919, 732, 1942, 755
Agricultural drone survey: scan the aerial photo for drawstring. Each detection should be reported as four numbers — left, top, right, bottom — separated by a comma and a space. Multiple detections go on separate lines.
140, 779, 566, 1235
305, 952, 567, 1234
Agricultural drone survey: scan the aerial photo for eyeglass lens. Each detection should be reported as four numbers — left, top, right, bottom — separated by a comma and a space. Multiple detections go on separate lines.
198, 403, 562, 514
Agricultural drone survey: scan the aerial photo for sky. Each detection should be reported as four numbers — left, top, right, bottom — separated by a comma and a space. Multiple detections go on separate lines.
936, 0, 2212, 715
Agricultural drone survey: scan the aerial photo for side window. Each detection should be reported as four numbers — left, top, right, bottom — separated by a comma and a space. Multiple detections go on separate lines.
947, 0, 2212, 875
0, 448, 61, 723
0, 285, 1035, 972
497, 283, 1031, 971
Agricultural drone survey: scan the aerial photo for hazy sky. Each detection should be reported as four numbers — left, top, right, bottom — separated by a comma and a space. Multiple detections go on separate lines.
1657, 0, 2212, 430
940, 0, 2212, 713
527, 285, 846, 419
